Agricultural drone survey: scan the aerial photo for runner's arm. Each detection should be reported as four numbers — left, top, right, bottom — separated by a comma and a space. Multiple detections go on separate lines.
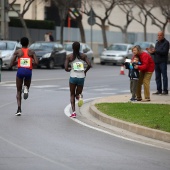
9, 51, 18, 68
83, 54, 91, 76
32, 51, 39, 66
65, 55, 71, 72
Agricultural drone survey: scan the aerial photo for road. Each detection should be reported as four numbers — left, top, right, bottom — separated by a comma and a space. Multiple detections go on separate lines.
0, 64, 170, 170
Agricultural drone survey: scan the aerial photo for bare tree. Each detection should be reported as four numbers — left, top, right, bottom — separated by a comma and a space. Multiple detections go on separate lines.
52, 0, 80, 44
83, 0, 116, 48
9, 0, 35, 42
108, 1, 134, 43
69, 8, 86, 43
136, 0, 169, 33
130, 0, 154, 41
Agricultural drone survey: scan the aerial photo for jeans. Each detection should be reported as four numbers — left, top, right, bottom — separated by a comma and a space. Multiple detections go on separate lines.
155, 62, 168, 92
130, 79, 138, 99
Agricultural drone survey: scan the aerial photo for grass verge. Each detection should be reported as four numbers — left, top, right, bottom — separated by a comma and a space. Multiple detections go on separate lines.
95, 102, 170, 133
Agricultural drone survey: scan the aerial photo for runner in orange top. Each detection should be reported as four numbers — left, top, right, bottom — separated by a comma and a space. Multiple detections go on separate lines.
10, 37, 38, 116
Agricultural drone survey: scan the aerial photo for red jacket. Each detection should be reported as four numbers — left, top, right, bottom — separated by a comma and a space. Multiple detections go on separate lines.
133, 52, 155, 72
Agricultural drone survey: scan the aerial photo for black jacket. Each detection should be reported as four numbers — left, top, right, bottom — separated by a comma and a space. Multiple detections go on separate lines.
124, 62, 140, 79
153, 38, 169, 63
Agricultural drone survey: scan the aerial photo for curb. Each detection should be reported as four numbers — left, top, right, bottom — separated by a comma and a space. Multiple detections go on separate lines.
89, 96, 170, 143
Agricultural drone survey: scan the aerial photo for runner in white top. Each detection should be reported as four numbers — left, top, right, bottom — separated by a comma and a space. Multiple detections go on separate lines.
65, 42, 91, 118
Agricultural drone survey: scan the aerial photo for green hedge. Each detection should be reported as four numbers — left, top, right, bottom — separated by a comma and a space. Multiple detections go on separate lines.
9, 18, 55, 30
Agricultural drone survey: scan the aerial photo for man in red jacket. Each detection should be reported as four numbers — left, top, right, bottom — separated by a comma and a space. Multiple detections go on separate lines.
132, 45, 155, 102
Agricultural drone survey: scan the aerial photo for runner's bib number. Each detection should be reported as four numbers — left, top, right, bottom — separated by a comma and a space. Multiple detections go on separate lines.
73, 62, 84, 71
19, 58, 31, 68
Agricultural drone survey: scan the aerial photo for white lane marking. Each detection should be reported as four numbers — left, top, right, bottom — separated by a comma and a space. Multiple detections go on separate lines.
0, 136, 74, 169
94, 88, 116, 91
64, 98, 170, 150
0, 78, 68, 85
0, 101, 16, 108
32, 85, 59, 88
0, 84, 16, 86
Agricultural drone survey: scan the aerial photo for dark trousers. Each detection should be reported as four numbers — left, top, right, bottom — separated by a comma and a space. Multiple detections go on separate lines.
130, 79, 138, 99
155, 62, 168, 92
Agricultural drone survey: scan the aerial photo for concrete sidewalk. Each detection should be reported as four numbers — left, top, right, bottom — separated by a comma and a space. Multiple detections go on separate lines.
78, 93, 170, 147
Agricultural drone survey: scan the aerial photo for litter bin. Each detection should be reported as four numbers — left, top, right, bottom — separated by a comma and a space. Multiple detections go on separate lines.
0, 59, 2, 82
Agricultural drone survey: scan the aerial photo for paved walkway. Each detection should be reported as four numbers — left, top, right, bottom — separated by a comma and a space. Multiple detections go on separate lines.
78, 93, 170, 149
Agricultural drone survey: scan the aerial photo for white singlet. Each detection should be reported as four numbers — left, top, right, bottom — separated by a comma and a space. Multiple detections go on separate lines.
70, 57, 85, 78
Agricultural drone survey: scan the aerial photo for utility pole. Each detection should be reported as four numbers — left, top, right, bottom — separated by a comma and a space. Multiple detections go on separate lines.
0, 0, 5, 39
0, 0, 9, 40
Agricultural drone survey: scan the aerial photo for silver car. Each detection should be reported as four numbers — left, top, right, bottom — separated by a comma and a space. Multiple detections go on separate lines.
63, 42, 94, 63
0, 40, 21, 69
100, 43, 133, 65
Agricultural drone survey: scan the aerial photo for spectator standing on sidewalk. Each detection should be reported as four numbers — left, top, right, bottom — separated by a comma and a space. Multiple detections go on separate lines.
124, 56, 141, 101
49, 32, 54, 42
65, 42, 91, 118
147, 31, 169, 95
132, 45, 155, 102
44, 32, 50, 42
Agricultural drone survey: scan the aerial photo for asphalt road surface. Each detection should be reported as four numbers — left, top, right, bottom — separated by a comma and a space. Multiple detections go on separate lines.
0, 64, 170, 170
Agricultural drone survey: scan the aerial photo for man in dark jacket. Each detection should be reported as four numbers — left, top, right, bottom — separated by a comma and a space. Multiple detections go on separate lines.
147, 31, 169, 95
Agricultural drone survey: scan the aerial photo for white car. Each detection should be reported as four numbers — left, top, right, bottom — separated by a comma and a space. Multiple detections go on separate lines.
100, 43, 133, 65
0, 40, 21, 69
63, 42, 94, 64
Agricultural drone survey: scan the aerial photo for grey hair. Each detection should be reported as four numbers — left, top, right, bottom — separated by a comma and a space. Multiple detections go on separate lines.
132, 45, 142, 53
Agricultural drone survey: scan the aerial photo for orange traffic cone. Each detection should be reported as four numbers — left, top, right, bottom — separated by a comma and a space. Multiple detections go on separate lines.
120, 65, 125, 75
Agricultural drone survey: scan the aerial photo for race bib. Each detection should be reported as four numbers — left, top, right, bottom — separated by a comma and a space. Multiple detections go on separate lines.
73, 62, 84, 71
20, 58, 31, 67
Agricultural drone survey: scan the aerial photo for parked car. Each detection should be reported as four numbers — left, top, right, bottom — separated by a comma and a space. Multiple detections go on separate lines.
0, 40, 21, 69
29, 41, 66, 69
100, 43, 133, 65
63, 42, 94, 64
134, 41, 155, 51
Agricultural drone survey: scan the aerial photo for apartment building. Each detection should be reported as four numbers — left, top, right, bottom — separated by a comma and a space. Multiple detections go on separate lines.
8, 0, 170, 35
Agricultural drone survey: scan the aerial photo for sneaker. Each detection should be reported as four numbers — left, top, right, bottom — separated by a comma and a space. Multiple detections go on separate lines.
70, 112, 76, 118
130, 98, 137, 101
23, 86, 29, 100
162, 91, 168, 95
15, 109, 21, 116
152, 91, 162, 95
137, 98, 142, 101
78, 94, 83, 107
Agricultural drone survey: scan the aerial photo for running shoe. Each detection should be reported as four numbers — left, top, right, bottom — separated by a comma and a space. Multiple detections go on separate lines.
70, 112, 76, 118
15, 109, 21, 116
78, 94, 83, 107
23, 86, 29, 100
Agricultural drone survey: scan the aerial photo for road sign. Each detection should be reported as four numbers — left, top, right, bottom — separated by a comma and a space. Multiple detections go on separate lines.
88, 17, 96, 26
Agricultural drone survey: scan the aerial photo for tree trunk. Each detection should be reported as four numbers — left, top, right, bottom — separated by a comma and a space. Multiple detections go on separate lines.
18, 15, 32, 43
144, 26, 147, 41
60, 19, 64, 45
122, 30, 128, 43
101, 21, 107, 48
78, 21, 86, 43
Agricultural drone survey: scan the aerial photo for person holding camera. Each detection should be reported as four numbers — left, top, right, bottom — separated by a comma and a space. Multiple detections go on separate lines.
124, 56, 141, 101
132, 45, 155, 102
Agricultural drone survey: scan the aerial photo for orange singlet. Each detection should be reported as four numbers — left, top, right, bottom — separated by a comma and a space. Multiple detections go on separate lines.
18, 48, 33, 69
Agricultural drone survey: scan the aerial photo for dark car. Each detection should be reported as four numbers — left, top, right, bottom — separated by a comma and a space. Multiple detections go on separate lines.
29, 42, 66, 69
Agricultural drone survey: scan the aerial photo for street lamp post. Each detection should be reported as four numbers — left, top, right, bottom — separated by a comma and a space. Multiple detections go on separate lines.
87, 7, 96, 50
